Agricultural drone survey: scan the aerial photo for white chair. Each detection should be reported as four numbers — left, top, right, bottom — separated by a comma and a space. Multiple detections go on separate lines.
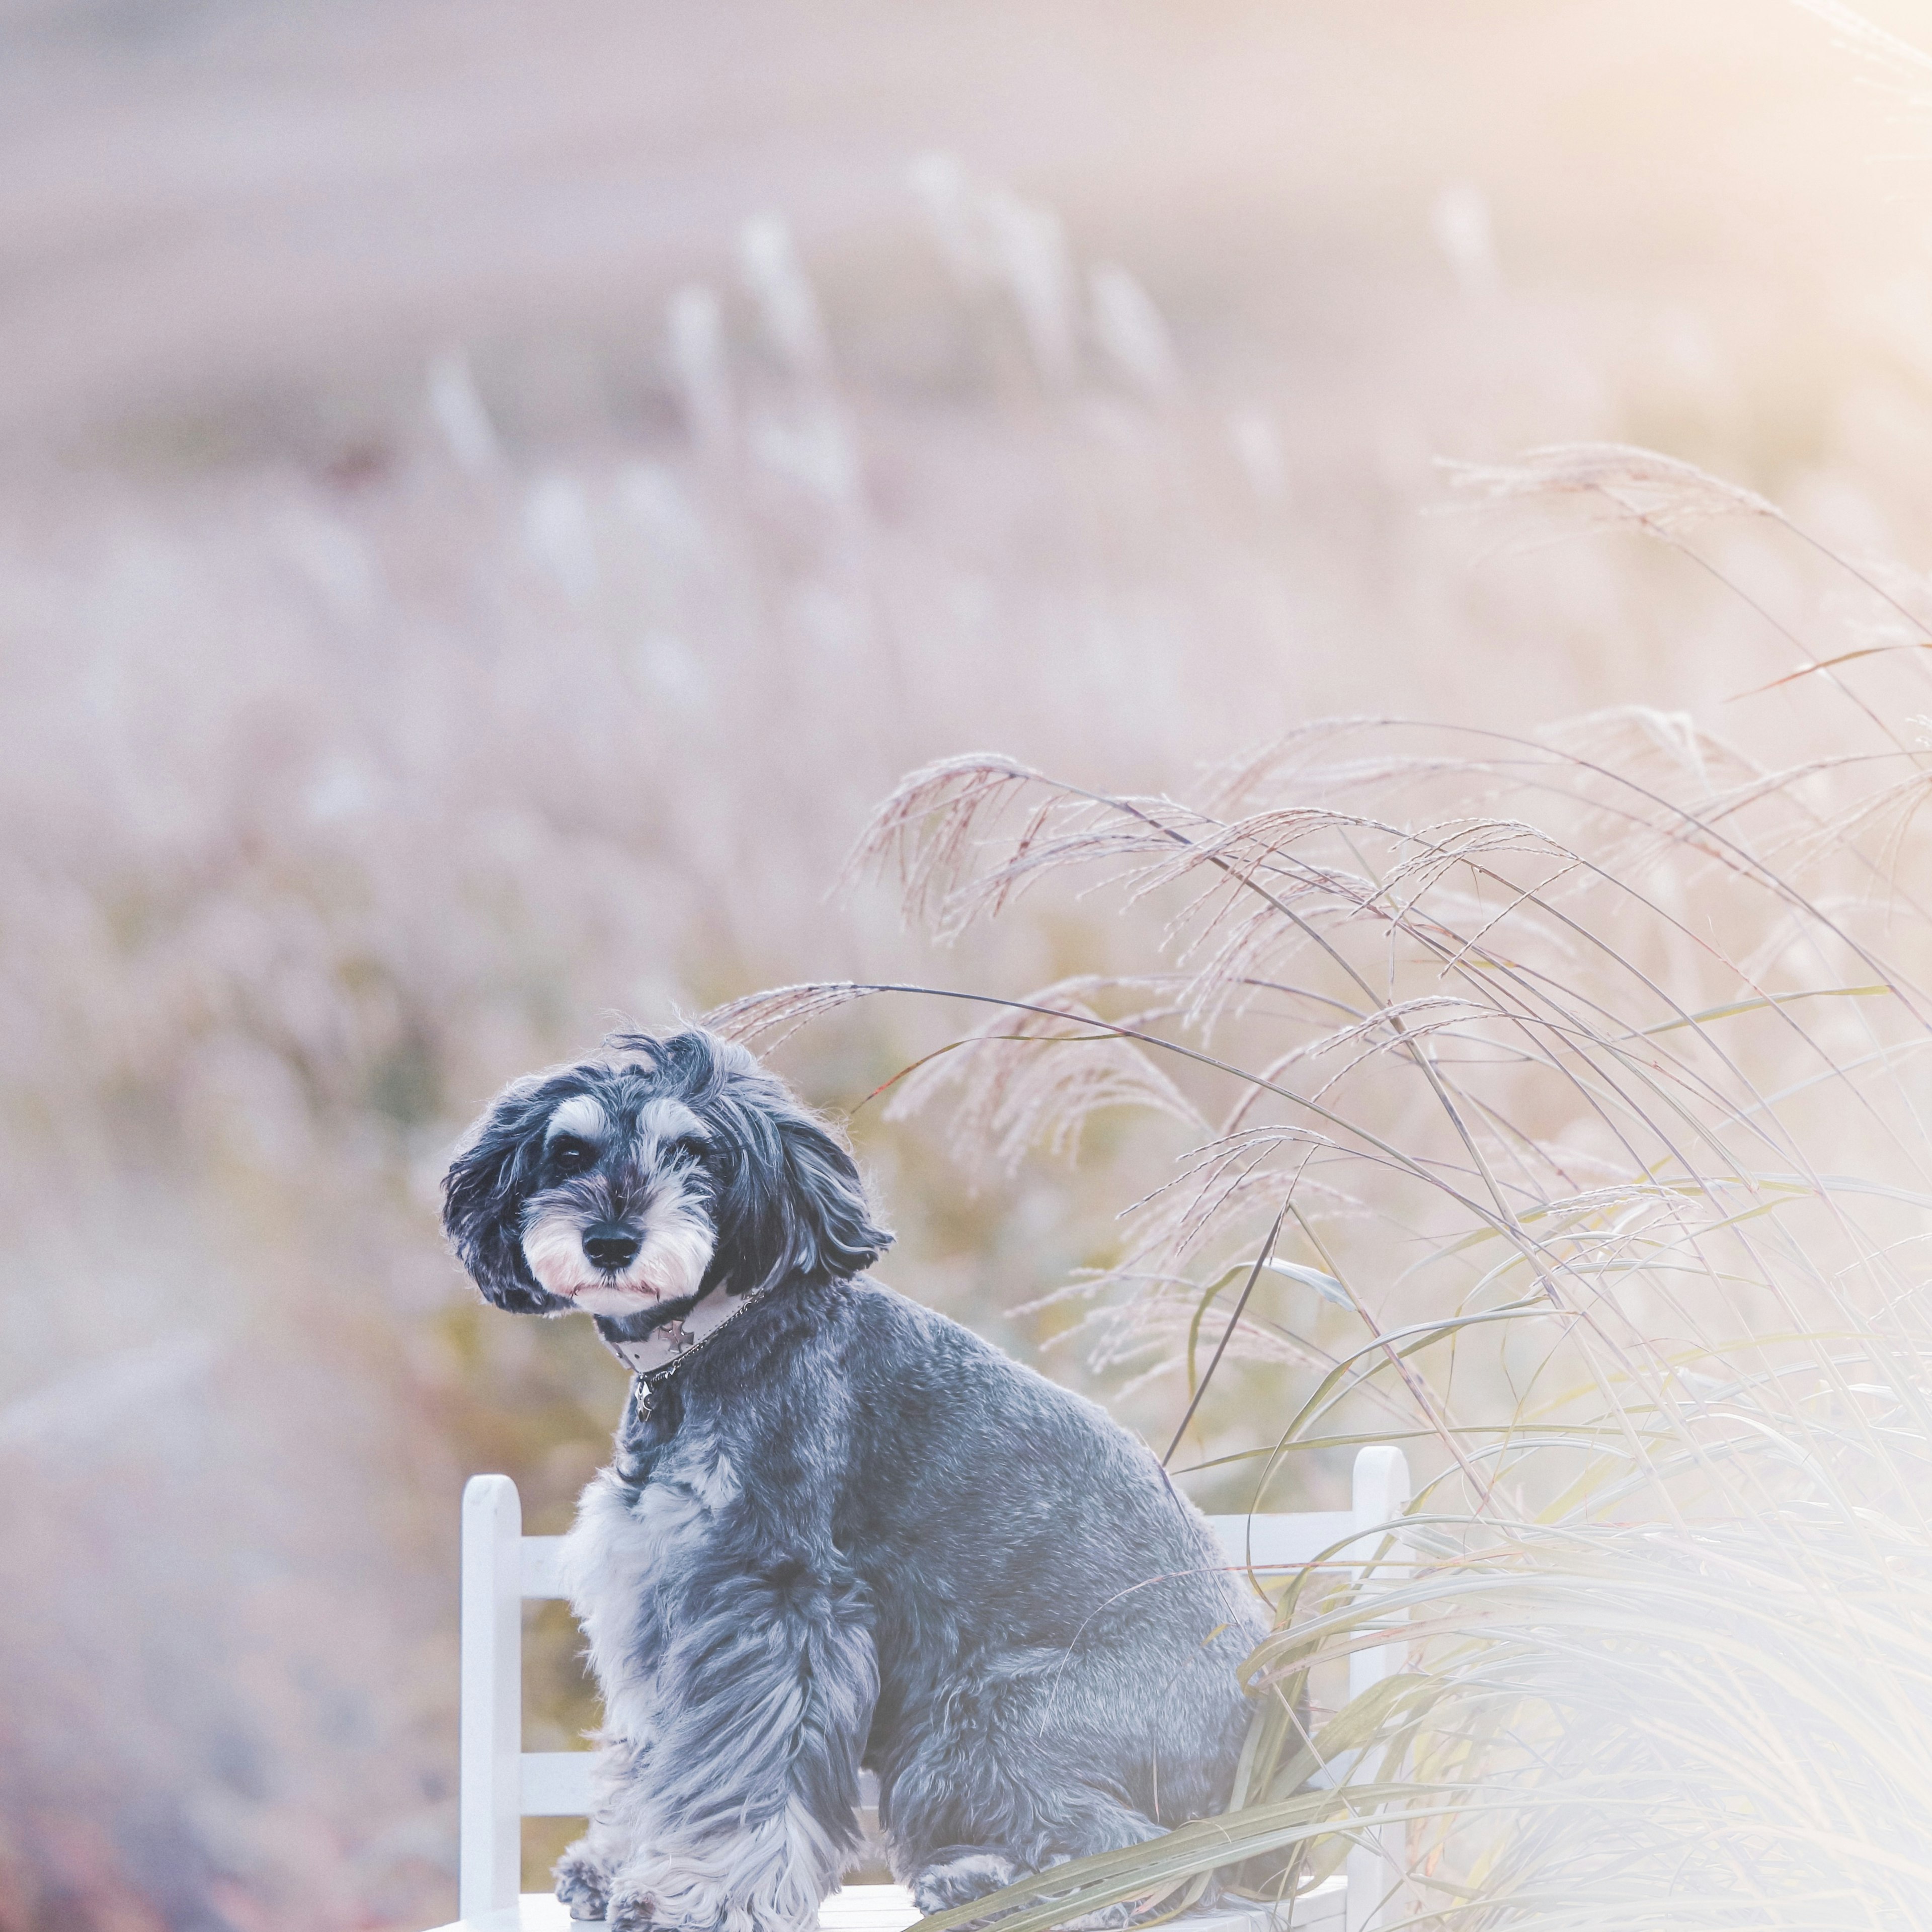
433, 1446, 1410, 1932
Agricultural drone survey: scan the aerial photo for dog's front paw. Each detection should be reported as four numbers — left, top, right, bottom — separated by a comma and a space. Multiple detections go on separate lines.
554, 1846, 613, 1922
605, 1885, 675, 1932
910, 1851, 1022, 1920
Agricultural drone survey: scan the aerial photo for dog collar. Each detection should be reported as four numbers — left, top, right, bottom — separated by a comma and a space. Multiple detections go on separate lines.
600, 1277, 779, 1394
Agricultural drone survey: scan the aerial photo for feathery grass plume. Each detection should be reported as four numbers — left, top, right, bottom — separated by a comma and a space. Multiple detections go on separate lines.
845, 753, 1183, 941
703, 980, 895, 1053
1442, 441, 1785, 539
1447, 446, 1932, 748
843, 754, 1049, 937
879, 979, 1205, 1178
758, 690, 1932, 1929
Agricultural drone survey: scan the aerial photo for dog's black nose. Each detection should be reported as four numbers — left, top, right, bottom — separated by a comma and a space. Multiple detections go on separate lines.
583, 1223, 641, 1272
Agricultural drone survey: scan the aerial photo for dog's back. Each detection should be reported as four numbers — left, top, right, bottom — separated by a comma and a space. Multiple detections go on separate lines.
814, 1281, 1269, 1859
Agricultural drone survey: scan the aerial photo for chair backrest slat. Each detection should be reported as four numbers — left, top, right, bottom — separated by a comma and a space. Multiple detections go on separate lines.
1204, 1508, 1356, 1569
522, 1750, 596, 1818
520, 1535, 569, 1600
459, 1475, 524, 1921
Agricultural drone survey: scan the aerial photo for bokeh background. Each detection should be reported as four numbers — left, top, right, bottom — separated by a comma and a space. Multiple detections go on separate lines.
3, 3, 1929, 1926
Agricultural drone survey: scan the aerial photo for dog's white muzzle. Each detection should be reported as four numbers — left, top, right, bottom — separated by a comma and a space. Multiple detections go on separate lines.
522, 1206, 715, 1315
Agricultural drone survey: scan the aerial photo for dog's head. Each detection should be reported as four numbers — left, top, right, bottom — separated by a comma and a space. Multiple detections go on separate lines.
441, 1028, 892, 1318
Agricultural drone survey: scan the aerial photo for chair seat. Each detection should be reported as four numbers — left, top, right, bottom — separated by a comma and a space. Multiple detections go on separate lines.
425, 1875, 1346, 1932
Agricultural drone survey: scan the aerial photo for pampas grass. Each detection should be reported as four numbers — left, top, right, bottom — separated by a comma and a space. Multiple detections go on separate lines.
714, 440, 1932, 1927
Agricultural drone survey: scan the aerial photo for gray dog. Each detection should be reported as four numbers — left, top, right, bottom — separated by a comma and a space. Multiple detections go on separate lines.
443, 1027, 1265, 1932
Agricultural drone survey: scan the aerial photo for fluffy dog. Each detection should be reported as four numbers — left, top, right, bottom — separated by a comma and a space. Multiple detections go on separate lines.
443, 1028, 1266, 1932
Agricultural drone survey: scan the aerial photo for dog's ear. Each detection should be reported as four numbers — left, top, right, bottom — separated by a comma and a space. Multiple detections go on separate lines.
660, 1028, 893, 1292
769, 1107, 895, 1286
442, 1076, 570, 1313
705, 1103, 894, 1292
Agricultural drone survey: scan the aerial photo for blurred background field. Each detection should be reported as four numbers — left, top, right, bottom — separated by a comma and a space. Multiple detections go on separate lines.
4, 2, 1932, 1927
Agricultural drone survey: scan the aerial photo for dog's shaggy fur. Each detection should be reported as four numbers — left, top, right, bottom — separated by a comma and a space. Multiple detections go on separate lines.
444, 1028, 1266, 1932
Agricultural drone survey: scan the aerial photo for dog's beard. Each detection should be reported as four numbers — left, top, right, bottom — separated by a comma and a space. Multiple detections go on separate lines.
521, 1195, 716, 1316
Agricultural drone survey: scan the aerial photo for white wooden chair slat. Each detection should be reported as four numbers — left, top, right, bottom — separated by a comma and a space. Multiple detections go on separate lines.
460, 1476, 522, 1925
1340, 1447, 1411, 1932
1203, 1510, 1355, 1569
521, 1752, 596, 1818
520, 1537, 569, 1600
441, 1450, 1410, 1932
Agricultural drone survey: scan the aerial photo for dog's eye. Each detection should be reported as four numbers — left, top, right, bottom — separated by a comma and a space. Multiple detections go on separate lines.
666, 1134, 708, 1166
551, 1136, 596, 1172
